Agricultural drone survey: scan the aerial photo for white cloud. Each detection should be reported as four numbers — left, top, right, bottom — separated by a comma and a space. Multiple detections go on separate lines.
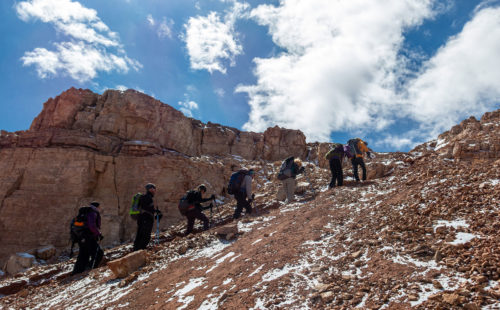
115, 85, 128, 91
178, 99, 199, 118
214, 88, 225, 97
16, 0, 140, 82
157, 18, 174, 39
405, 6, 500, 139
21, 41, 141, 82
147, 14, 174, 39
183, 1, 249, 73
237, 0, 436, 142
236, 0, 500, 149
147, 14, 155, 26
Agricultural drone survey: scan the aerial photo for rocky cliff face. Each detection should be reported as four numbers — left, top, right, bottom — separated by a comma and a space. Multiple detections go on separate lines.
0, 88, 314, 265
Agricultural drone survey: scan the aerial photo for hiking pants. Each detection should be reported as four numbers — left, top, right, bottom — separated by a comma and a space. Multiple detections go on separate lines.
233, 191, 252, 219
134, 213, 154, 251
329, 158, 343, 187
185, 208, 209, 235
351, 157, 366, 181
72, 235, 101, 274
282, 177, 296, 202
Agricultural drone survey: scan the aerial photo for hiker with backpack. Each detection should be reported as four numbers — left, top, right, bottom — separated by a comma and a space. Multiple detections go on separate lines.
277, 157, 305, 203
228, 168, 255, 219
179, 184, 215, 236
133, 183, 159, 251
325, 143, 345, 188
346, 138, 372, 182
71, 201, 104, 275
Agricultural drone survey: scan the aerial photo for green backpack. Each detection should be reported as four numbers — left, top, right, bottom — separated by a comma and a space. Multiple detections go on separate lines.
129, 193, 143, 220
325, 143, 343, 160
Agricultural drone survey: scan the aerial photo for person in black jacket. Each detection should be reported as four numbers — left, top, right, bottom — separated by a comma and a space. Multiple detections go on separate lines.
185, 184, 215, 236
133, 183, 157, 251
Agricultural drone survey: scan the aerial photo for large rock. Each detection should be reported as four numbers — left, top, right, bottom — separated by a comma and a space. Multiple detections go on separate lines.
35, 245, 57, 261
4, 253, 36, 275
107, 250, 146, 278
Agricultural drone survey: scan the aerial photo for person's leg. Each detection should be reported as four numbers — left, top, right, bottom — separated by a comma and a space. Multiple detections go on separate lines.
88, 238, 101, 269
352, 158, 360, 181
195, 210, 209, 230
72, 239, 89, 274
284, 178, 295, 202
233, 193, 245, 219
360, 158, 367, 181
329, 160, 336, 188
186, 212, 195, 234
334, 159, 343, 186
133, 216, 144, 251
141, 217, 154, 249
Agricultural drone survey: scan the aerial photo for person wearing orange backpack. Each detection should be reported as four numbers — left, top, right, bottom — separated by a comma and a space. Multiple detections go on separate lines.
347, 138, 372, 182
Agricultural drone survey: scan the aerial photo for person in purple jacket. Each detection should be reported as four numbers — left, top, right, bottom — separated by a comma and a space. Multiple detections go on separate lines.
72, 201, 104, 275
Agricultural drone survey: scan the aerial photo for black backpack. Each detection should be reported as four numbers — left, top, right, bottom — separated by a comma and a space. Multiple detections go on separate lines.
69, 206, 92, 257
178, 190, 197, 216
347, 138, 361, 156
227, 169, 249, 195
277, 157, 294, 180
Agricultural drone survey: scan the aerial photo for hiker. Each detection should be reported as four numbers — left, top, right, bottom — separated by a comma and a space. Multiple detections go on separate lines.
277, 157, 305, 202
72, 201, 104, 275
325, 143, 345, 188
348, 138, 371, 182
183, 184, 215, 235
232, 168, 255, 219
133, 183, 157, 251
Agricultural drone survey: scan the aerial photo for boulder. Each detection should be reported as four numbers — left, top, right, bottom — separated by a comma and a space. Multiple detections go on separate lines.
215, 224, 239, 238
35, 245, 56, 261
107, 250, 147, 278
4, 253, 36, 275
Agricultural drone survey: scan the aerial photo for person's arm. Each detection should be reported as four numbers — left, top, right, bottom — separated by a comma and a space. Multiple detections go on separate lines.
87, 212, 100, 237
245, 175, 252, 200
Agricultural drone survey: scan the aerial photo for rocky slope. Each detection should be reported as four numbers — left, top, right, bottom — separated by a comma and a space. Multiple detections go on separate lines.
0, 88, 329, 265
0, 106, 498, 309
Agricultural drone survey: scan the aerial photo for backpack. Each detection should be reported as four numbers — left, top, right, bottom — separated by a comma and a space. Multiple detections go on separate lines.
347, 138, 361, 157
178, 190, 197, 216
227, 169, 249, 195
343, 144, 354, 159
277, 157, 294, 180
69, 206, 92, 257
325, 143, 343, 160
129, 193, 143, 220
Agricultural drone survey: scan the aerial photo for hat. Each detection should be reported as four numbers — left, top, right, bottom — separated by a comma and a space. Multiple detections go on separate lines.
198, 184, 207, 192
90, 201, 100, 207
145, 183, 156, 190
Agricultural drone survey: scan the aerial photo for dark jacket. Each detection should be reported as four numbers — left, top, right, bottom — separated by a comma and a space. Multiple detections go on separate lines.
139, 191, 155, 216
187, 191, 212, 211
329, 144, 345, 160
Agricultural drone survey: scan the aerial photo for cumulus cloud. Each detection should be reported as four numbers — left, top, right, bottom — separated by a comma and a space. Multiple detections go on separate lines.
183, 1, 249, 73
16, 0, 140, 82
236, 0, 500, 149
236, 0, 436, 142
178, 99, 199, 118
405, 6, 500, 139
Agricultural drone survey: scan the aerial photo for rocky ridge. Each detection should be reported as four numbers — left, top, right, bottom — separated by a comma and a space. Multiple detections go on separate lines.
0, 106, 498, 309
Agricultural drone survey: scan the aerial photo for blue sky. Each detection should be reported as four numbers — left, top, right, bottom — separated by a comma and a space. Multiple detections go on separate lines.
1, 0, 499, 152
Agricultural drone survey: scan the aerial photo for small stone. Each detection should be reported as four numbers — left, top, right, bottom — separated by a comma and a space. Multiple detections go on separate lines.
442, 293, 460, 305
351, 251, 362, 259
320, 291, 335, 303
432, 280, 443, 289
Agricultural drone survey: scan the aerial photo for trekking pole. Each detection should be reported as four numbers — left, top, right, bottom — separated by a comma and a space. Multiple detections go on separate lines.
154, 209, 160, 245
304, 166, 316, 198
92, 239, 100, 269
213, 197, 223, 224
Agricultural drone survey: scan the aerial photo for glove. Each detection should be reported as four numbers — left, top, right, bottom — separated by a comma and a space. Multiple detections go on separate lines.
98, 234, 104, 241
210, 194, 216, 200
252, 193, 255, 200
154, 209, 163, 220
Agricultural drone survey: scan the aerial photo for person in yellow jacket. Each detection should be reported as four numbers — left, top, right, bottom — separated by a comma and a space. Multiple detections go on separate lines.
348, 138, 372, 182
